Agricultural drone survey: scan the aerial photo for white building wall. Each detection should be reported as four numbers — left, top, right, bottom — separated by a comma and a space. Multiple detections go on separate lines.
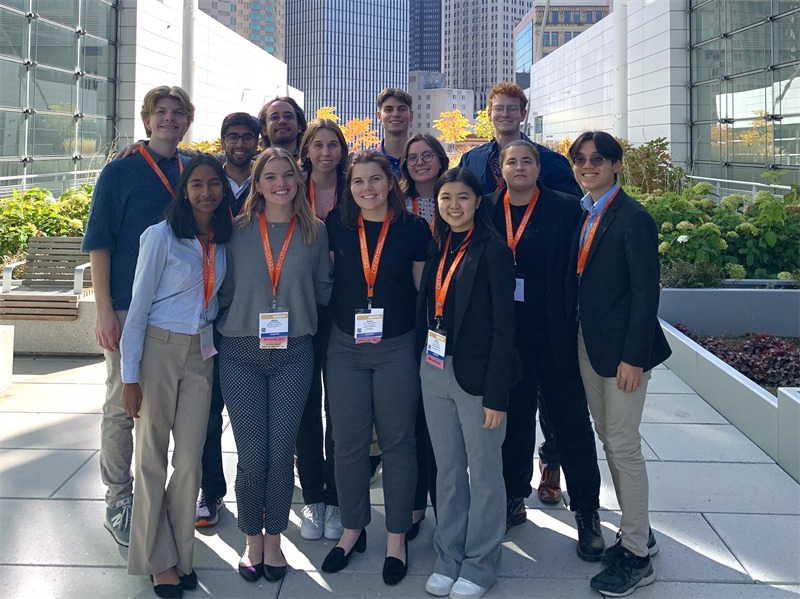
528, 0, 689, 166
117, 0, 298, 145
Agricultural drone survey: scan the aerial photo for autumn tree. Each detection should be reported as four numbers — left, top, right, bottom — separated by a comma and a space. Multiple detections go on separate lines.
739, 110, 773, 148
341, 117, 380, 151
316, 106, 339, 122
473, 108, 495, 140
434, 110, 471, 144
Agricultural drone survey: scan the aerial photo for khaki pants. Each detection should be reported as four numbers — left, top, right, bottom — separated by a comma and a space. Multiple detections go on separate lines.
127, 326, 213, 576
100, 310, 134, 508
577, 326, 652, 558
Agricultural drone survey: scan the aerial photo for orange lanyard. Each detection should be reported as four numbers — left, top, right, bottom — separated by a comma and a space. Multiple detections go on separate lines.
258, 212, 296, 307
411, 198, 437, 232
199, 234, 215, 313
503, 187, 540, 261
309, 177, 337, 220
577, 188, 620, 275
434, 227, 474, 324
140, 145, 183, 196
358, 210, 392, 309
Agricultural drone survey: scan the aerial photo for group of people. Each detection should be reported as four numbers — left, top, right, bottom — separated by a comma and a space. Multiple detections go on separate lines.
82, 81, 670, 599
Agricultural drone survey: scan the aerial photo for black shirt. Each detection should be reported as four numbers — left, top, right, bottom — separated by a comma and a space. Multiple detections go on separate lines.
426, 229, 472, 355
492, 198, 548, 334
327, 208, 430, 338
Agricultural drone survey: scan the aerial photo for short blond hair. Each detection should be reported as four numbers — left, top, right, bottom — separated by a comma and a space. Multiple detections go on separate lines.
140, 86, 195, 138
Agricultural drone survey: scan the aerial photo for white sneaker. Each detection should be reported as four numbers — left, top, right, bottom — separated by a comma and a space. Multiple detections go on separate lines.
450, 578, 488, 599
426, 573, 456, 596
323, 505, 344, 540
300, 502, 325, 540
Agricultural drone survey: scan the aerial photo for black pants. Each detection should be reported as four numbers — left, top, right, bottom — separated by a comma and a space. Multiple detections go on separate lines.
200, 328, 227, 501
295, 306, 338, 506
502, 330, 601, 512
538, 395, 561, 470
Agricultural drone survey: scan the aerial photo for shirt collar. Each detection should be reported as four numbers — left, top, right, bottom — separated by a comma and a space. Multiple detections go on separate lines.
223, 162, 252, 199
143, 142, 176, 164
380, 140, 401, 162
580, 183, 619, 215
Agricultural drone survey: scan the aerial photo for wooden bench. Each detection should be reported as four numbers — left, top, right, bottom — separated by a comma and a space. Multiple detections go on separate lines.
0, 237, 92, 321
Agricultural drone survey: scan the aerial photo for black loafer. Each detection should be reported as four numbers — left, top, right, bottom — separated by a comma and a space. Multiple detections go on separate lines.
407, 513, 426, 541
263, 550, 288, 582
153, 583, 183, 599
321, 529, 367, 573
238, 562, 264, 582
179, 570, 197, 591
382, 538, 408, 586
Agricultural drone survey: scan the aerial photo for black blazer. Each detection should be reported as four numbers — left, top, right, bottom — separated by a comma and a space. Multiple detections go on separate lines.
415, 234, 521, 411
565, 188, 671, 377
484, 183, 583, 376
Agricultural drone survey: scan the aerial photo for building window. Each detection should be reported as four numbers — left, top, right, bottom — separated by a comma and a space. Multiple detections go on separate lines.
251, 23, 260, 30
264, 35, 274, 42
250, 33, 260, 40
251, 13, 260, 20
586, 11, 593, 23
574, 11, 580, 24
552, 32, 558, 45
596, 11, 602, 21
551, 11, 557, 23
564, 11, 571, 23
542, 31, 550, 46
574, 31, 579, 37
251, 2, 261, 8
265, 45, 274, 52
264, 25, 274, 31
564, 32, 571, 43
265, 14, 273, 22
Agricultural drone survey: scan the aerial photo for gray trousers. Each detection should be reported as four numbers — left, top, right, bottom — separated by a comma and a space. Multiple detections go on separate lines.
326, 324, 419, 534
100, 309, 134, 508
420, 355, 507, 589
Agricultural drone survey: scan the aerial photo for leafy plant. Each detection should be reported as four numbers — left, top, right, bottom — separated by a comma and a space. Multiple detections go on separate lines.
660, 260, 724, 288
472, 108, 495, 140
179, 139, 223, 153
618, 137, 687, 194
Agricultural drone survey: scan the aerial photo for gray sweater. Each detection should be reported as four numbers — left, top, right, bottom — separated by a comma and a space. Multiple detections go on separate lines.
217, 216, 333, 338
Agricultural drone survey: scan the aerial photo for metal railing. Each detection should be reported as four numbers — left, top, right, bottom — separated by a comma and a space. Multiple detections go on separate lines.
687, 175, 793, 201
0, 170, 102, 199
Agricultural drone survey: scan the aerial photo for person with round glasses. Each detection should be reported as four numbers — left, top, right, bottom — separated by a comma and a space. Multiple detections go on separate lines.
400, 134, 450, 225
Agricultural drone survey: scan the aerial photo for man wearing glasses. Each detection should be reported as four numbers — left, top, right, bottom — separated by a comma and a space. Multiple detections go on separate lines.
219, 113, 261, 216
458, 82, 580, 198
257, 96, 308, 157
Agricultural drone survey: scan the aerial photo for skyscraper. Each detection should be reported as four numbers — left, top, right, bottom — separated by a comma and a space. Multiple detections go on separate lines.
198, 0, 286, 60
410, 0, 441, 72
286, 0, 409, 124
442, 0, 533, 111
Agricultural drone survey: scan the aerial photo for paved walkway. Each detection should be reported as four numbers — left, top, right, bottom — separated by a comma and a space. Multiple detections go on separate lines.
0, 355, 798, 598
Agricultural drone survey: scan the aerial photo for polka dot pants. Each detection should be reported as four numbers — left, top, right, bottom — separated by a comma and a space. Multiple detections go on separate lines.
219, 335, 313, 536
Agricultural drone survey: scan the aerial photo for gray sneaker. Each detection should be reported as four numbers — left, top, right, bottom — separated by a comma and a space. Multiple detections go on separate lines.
104, 496, 132, 547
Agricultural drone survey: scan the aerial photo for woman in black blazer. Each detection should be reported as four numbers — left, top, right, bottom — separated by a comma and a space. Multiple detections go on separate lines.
415, 168, 518, 599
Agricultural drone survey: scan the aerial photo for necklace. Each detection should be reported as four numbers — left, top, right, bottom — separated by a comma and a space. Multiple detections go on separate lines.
449, 234, 468, 254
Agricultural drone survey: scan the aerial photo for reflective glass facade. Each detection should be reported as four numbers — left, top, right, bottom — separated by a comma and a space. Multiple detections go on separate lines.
410, 0, 440, 72
287, 0, 409, 125
515, 20, 532, 90
690, 0, 799, 184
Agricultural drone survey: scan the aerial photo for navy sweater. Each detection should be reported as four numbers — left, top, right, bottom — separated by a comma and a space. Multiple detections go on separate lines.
82, 153, 189, 311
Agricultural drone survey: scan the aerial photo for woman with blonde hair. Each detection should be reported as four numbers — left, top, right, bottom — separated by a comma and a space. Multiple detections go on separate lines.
216, 147, 333, 583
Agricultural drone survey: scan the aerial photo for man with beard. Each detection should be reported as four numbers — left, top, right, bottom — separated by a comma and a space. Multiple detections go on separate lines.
219, 112, 260, 216
257, 96, 307, 157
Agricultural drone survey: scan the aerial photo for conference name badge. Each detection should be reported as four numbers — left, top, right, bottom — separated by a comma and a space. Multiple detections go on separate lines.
199, 324, 217, 361
354, 308, 384, 344
426, 329, 446, 369
259, 310, 289, 349
515, 276, 525, 302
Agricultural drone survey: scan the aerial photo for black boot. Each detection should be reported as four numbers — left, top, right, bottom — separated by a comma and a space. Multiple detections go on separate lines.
506, 496, 527, 532
575, 509, 605, 562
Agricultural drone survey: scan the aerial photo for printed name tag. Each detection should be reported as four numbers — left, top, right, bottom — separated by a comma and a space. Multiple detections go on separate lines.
200, 324, 217, 361
259, 310, 289, 349
426, 329, 446, 369
354, 308, 384, 344
515, 277, 525, 302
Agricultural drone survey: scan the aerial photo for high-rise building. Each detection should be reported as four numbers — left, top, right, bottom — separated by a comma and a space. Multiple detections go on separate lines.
409, 71, 475, 136
514, 1, 609, 90
199, 0, 285, 60
410, 0, 442, 72
442, 0, 533, 113
286, 0, 409, 124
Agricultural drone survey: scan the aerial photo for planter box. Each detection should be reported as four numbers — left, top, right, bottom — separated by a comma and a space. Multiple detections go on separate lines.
658, 288, 800, 336
661, 320, 799, 482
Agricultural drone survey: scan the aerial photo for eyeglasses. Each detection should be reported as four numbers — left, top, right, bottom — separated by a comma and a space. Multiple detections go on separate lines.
572, 154, 607, 168
268, 112, 297, 123
490, 105, 521, 115
406, 151, 436, 166
224, 133, 257, 144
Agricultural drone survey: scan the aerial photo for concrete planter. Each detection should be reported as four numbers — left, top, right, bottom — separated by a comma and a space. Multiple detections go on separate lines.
658, 287, 800, 336
660, 320, 799, 482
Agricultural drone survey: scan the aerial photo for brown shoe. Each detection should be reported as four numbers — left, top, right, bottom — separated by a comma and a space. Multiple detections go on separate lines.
538, 461, 562, 504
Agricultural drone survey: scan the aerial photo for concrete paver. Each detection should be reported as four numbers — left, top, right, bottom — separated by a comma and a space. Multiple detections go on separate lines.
1, 356, 798, 599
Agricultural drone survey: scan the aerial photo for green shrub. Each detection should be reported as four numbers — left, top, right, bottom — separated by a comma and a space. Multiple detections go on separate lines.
0, 185, 92, 257
661, 260, 724, 289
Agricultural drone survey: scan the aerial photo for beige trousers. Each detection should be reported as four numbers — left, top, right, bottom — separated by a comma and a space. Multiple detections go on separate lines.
127, 326, 213, 576
100, 310, 134, 508
577, 326, 652, 558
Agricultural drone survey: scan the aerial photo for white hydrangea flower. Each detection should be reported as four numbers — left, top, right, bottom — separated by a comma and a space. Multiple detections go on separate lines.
677, 235, 689, 243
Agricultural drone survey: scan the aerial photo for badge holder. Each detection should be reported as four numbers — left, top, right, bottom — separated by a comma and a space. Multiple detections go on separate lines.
200, 319, 217, 361
426, 321, 446, 369
354, 299, 384, 344
260, 300, 290, 350
515, 272, 525, 303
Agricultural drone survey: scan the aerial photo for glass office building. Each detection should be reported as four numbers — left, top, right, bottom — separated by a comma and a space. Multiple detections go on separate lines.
410, 0, 441, 73
690, 0, 799, 183
0, 0, 117, 180
515, 20, 533, 90
287, 0, 408, 124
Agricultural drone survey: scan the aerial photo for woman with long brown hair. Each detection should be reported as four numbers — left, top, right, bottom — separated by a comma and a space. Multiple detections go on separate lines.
216, 147, 333, 584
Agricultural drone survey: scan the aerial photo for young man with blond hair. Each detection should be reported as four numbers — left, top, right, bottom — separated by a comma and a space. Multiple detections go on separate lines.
459, 82, 579, 198
82, 85, 194, 548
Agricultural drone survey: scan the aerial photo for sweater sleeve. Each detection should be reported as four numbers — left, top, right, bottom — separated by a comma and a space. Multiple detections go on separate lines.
82, 163, 126, 253
314, 223, 334, 306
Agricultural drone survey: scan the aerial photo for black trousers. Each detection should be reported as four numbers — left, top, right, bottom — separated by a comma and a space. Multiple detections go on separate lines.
538, 396, 561, 470
295, 306, 338, 506
200, 328, 227, 501
501, 329, 601, 512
